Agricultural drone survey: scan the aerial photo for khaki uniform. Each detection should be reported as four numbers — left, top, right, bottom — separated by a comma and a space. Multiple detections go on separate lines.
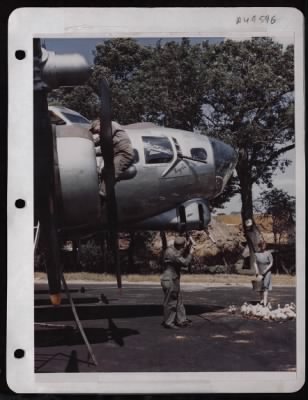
111, 122, 135, 180
160, 246, 192, 327
90, 120, 134, 185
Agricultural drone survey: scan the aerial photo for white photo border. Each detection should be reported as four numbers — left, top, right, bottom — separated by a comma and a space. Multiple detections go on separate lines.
7, 7, 305, 394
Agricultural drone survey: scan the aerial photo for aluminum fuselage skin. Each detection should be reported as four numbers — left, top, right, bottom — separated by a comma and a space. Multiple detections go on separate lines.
115, 127, 216, 225
55, 124, 237, 236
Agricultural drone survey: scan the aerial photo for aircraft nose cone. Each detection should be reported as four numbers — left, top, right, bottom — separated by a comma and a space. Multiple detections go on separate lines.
209, 138, 238, 196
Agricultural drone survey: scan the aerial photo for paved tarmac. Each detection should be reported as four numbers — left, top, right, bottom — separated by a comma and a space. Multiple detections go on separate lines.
34, 282, 296, 373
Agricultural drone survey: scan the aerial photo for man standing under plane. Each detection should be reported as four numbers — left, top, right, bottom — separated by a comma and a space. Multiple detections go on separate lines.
160, 236, 194, 329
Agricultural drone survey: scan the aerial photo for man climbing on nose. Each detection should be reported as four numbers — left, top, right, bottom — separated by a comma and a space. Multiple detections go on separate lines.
90, 119, 134, 198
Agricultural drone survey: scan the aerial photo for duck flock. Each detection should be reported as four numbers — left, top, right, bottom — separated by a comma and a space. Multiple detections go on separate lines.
227, 303, 296, 322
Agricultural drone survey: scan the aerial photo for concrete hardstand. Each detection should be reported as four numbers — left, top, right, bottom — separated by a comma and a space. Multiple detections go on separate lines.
34, 283, 296, 373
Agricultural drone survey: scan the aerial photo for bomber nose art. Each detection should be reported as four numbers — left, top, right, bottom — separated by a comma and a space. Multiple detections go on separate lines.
209, 138, 238, 196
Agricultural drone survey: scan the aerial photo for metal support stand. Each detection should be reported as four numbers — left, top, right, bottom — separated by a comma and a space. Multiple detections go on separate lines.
61, 274, 98, 366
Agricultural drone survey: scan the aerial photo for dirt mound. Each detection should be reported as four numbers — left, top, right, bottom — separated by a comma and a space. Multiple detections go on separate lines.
145, 217, 245, 267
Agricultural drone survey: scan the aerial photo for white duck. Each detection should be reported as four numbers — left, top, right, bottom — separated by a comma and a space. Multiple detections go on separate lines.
246, 304, 253, 316
240, 302, 248, 314
262, 306, 271, 319
284, 304, 296, 319
290, 302, 296, 312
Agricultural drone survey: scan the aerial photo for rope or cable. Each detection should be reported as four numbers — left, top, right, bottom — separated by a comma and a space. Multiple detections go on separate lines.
34, 221, 40, 254
61, 274, 98, 366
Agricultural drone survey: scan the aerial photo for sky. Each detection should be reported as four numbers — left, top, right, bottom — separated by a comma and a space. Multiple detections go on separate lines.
44, 37, 223, 64
43, 37, 295, 214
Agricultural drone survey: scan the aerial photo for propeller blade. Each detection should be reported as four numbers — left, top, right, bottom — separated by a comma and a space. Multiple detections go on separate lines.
34, 38, 62, 302
100, 78, 122, 289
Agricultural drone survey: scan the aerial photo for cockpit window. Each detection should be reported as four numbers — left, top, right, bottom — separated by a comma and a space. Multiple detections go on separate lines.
191, 148, 207, 161
142, 136, 174, 164
62, 112, 90, 124
49, 111, 66, 125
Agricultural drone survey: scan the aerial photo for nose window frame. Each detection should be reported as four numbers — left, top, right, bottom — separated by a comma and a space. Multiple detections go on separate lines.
142, 136, 174, 164
190, 147, 208, 161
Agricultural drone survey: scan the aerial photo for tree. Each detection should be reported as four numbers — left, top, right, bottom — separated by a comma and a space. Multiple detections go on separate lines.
201, 38, 294, 231
47, 85, 100, 120
90, 38, 152, 124
135, 38, 206, 130
209, 175, 239, 210
255, 188, 295, 244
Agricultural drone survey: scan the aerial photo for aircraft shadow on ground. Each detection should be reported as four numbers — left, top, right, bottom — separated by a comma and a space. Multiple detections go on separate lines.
35, 350, 96, 372
35, 297, 100, 306
35, 288, 80, 295
35, 303, 224, 323
35, 320, 139, 348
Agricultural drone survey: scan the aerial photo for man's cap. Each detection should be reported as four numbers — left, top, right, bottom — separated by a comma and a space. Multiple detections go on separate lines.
245, 219, 253, 227
174, 236, 186, 247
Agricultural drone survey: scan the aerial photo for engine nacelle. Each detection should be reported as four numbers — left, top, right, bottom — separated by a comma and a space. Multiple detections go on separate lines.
40, 48, 92, 89
54, 125, 101, 232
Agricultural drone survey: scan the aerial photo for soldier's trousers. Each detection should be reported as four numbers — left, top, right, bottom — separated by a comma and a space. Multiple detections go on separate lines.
113, 151, 134, 180
160, 275, 187, 326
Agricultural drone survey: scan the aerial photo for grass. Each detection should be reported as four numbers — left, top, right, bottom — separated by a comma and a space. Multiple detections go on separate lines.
34, 271, 296, 286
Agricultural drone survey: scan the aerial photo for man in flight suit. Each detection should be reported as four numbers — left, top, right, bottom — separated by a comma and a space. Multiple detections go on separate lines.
160, 236, 194, 329
90, 119, 134, 197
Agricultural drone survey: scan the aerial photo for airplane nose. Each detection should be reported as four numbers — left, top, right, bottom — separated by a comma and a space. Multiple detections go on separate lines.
209, 138, 238, 196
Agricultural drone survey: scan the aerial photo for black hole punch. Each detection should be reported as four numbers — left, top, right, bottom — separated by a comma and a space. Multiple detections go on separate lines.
15, 199, 26, 209
15, 50, 26, 60
14, 349, 25, 359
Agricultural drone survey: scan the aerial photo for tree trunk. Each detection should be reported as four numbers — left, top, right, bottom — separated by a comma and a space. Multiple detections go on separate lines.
236, 149, 254, 223
236, 149, 261, 272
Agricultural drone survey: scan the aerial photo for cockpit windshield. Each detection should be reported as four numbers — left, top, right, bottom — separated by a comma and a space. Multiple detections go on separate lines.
143, 136, 174, 164
62, 112, 90, 124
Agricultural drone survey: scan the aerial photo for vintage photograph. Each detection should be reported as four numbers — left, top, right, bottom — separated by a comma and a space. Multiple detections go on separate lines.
33, 35, 297, 375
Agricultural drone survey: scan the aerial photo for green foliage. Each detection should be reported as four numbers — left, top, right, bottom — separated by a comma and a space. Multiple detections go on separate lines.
201, 38, 294, 220
79, 239, 104, 272
93, 38, 151, 81
255, 188, 295, 244
134, 38, 206, 130
209, 175, 240, 210
48, 85, 100, 120
90, 38, 152, 124
255, 188, 295, 219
